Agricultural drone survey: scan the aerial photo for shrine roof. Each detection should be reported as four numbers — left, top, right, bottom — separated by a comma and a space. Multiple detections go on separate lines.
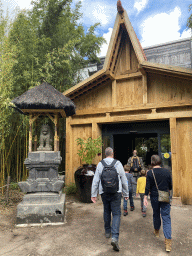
12, 82, 76, 117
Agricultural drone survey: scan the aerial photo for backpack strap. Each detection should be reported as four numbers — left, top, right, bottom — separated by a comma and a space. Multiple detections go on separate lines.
101, 159, 117, 168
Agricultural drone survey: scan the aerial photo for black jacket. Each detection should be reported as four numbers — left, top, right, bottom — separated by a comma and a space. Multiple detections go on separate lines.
145, 168, 172, 197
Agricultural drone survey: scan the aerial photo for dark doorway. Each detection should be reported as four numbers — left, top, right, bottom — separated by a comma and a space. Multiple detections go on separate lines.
113, 133, 158, 166
102, 121, 171, 168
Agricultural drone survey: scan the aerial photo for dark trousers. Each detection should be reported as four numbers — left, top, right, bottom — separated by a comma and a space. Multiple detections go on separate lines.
101, 192, 121, 241
150, 196, 172, 239
123, 189, 134, 210
140, 193, 147, 212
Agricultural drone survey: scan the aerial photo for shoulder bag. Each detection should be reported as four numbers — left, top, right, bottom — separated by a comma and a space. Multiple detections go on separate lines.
152, 169, 170, 203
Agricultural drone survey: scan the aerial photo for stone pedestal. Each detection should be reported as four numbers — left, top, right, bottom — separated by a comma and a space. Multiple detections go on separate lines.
16, 151, 65, 226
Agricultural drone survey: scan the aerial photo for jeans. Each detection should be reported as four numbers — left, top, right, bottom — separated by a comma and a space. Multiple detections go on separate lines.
123, 190, 134, 210
101, 192, 121, 241
150, 196, 172, 239
140, 193, 146, 212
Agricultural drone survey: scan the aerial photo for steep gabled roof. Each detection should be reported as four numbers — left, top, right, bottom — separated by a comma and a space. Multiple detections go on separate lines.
64, 3, 192, 99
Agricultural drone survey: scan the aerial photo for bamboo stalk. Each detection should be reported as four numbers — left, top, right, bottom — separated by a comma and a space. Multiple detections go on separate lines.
6, 176, 10, 204
16, 135, 19, 182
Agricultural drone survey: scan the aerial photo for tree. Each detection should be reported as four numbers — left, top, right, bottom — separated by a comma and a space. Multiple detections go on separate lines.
8, 0, 105, 92
187, 4, 192, 29
0, 0, 105, 185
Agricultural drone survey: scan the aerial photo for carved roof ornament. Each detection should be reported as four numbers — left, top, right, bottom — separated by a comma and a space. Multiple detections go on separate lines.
117, 0, 124, 14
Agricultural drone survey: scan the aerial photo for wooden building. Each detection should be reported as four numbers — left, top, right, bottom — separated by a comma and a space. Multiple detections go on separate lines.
64, 8, 192, 204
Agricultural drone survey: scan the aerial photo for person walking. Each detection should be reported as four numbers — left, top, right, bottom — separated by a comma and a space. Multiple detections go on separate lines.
127, 150, 144, 195
91, 147, 129, 252
136, 169, 147, 217
144, 155, 172, 252
123, 165, 137, 215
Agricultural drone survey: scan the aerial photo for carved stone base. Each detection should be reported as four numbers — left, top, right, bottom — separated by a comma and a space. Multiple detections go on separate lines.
16, 192, 65, 225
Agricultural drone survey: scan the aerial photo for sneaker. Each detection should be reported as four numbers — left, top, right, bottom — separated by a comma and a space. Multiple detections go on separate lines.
111, 238, 120, 251
105, 233, 111, 238
130, 206, 135, 211
123, 210, 128, 216
142, 212, 146, 217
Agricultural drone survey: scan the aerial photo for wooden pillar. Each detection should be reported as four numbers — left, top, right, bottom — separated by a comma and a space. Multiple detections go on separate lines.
170, 117, 179, 197
65, 117, 73, 185
34, 120, 37, 151
92, 122, 102, 164
142, 74, 147, 104
29, 114, 33, 152
54, 114, 59, 152
112, 80, 117, 107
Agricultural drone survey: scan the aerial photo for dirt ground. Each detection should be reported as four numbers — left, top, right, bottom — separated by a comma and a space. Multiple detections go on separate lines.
0, 191, 192, 256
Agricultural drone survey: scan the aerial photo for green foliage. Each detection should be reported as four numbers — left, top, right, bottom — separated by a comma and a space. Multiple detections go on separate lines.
65, 183, 77, 195
10, 182, 20, 190
187, 4, 192, 29
76, 137, 103, 165
0, 0, 105, 185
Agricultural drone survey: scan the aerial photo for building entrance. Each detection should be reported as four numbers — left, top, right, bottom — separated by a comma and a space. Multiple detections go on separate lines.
102, 121, 171, 169
113, 133, 158, 166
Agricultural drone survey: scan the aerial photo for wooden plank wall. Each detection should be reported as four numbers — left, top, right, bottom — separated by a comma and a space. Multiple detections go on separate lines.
65, 123, 92, 184
116, 77, 143, 107
74, 80, 112, 110
176, 118, 192, 204
148, 73, 192, 103
115, 31, 138, 75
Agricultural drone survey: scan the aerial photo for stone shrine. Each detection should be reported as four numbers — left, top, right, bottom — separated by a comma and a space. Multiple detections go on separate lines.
12, 82, 75, 225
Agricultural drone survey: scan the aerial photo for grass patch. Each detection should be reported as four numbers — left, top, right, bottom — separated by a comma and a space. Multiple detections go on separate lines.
65, 183, 77, 195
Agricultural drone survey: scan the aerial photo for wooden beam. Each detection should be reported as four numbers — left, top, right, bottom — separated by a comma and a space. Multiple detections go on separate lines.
54, 114, 59, 152
65, 117, 73, 185
63, 69, 106, 97
139, 61, 192, 80
22, 109, 66, 118
71, 76, 109, 100
170, 118, 179, 197
29, 114, 33, 152
115, 71, 142, 81
109, 30, 122, 73
104, 70, 115, 80
103, 15, 122, 71
75, 100, 192, 116
123, 11, 145, 64
112, 80, 117, 107
70, 110, 192, 125
142, 73, 147, 104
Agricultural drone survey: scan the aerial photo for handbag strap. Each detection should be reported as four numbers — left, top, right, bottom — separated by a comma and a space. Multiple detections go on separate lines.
152, 169, 159, 191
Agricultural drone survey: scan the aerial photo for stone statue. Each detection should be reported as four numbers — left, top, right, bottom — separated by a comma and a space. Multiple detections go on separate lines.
37, 124, 53, 151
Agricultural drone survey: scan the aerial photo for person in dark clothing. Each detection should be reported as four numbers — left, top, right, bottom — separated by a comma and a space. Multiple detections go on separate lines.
123, 165, 137, 215
144, 155, 172, 252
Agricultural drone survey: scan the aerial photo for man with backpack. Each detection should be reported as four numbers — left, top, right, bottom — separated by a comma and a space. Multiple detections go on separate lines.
91, 147, 129, 252
127, 149, 144, 196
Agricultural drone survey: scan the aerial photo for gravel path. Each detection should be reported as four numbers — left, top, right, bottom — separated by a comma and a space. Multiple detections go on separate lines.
0, 195, 191, 256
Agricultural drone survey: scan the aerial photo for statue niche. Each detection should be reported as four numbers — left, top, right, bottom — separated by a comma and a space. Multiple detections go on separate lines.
37, 124, 53, 151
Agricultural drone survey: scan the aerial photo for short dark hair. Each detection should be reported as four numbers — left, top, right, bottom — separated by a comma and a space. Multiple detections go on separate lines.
151, 155, 162, 166
124, 165, 130, 172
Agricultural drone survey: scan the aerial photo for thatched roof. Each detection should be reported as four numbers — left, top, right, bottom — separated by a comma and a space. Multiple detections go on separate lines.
12, 82, 76, 117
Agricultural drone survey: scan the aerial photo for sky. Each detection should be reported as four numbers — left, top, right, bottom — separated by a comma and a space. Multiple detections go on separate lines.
2, 0, 192, 57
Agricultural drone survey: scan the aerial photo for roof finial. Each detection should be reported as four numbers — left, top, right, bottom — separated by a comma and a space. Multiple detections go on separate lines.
117, 0, 124, 14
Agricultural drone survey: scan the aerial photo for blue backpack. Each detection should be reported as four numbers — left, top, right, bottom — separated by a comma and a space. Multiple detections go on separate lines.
101, 160, 119, 194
